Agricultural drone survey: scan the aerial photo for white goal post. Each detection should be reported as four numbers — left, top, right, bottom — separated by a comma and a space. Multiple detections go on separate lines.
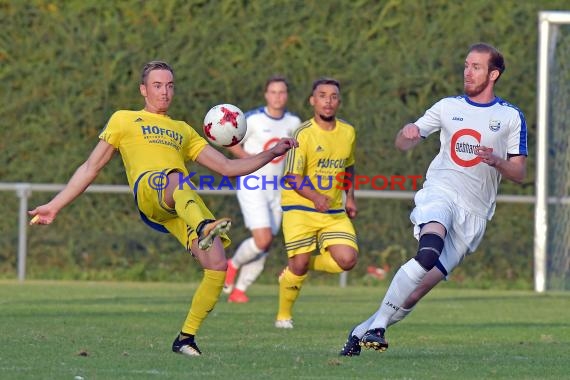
535, 11, 570, 292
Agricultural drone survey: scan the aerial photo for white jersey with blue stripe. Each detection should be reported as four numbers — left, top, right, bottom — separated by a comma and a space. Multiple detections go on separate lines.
415, 95, 527, 219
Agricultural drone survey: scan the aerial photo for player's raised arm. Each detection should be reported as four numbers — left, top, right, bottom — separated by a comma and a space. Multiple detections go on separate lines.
196, 137, 298, 177
29, 140, 116, 225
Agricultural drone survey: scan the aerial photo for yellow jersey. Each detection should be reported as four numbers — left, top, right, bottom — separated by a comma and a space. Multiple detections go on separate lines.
99, 109, 208, 188
281, 118, 356, 212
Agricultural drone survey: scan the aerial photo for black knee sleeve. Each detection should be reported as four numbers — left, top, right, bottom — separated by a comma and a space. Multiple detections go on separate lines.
414, 233, 444, 271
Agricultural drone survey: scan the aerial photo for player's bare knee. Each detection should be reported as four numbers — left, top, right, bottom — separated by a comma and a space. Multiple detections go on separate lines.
339, 261, 356, 271
414, 233, 444, 271
202, 258, 227, 271
336, 253, 357, 271
253, 236, 273, 252
289, 259, 310, 276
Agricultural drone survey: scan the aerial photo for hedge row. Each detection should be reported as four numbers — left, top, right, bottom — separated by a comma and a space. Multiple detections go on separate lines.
2, 0, 567, 286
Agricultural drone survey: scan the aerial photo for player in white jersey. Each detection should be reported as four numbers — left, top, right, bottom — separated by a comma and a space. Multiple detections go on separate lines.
223, 76, 301, 303
340, 43, 528, 356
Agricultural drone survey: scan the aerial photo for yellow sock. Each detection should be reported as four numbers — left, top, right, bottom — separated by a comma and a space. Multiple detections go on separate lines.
173, 187, 207, 230
276, 267, 306, 321
309, 251, 344, 273
181, 269, 225, 335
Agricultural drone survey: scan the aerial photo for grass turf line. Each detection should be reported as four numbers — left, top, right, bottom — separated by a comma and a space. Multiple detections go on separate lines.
1, 280, 568, 380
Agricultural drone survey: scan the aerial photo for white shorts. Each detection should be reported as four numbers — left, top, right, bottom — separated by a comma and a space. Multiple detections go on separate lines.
236, 188, 282, 234
410, 186, 487, 275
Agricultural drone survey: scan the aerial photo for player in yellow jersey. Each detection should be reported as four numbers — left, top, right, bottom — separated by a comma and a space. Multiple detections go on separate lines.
275, 78, 358, 329
28, 61, 297, 356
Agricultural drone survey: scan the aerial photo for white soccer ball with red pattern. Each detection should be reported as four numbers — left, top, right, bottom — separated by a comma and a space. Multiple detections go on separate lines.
203, 103, 247, 147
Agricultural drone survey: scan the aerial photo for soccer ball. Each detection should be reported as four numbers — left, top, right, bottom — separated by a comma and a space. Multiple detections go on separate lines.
203, 103, 247, 147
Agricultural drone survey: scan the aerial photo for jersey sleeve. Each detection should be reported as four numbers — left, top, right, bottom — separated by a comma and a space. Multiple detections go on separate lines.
415, 100, 443, 138
184, 122, 209, 161
507, 109, 528, 156
98, 111, 124, 148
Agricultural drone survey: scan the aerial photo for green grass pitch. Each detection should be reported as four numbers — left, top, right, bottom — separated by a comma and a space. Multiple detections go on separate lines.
1, 280, 568, 379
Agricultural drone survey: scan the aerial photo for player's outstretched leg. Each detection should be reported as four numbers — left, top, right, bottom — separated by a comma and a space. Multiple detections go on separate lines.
197, 218, 231, 251
172, 333, 202, 357
360, 328, 389, 352
339, 326, 361, 357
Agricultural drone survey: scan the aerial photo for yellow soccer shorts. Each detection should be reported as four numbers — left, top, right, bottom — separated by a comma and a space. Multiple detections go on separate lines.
134, 170, 231, 252
282, 209, 358, 257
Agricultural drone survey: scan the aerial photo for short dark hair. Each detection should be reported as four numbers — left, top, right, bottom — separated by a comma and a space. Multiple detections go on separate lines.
265, 75, 289, 92
468, 43, 505, 81
141, 61, 174, 84
311, 77, 340, 94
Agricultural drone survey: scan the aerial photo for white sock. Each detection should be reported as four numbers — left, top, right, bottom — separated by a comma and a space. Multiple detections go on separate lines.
350, 305, 413, 338
369, 259, 426, 330
235, 253, 268, 292
352, 311, 379, 338
231, 237, 263, 268
387, 306, 414, 327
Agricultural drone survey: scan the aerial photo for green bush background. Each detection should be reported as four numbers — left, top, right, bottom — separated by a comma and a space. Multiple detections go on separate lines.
1, 0, 567, 287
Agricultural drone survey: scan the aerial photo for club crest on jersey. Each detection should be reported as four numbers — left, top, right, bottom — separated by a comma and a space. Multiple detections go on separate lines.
489, 120, 501, 132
